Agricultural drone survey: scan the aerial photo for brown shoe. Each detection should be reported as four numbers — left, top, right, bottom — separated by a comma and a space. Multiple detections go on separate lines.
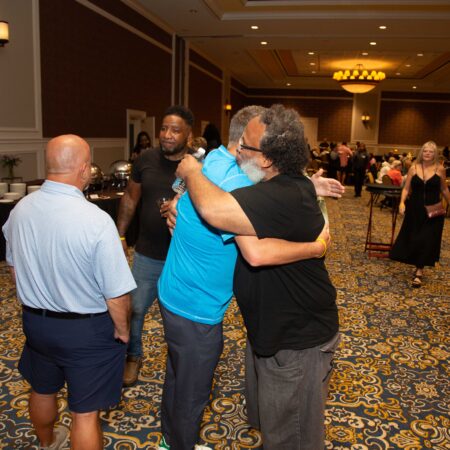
123, 356, 142, 387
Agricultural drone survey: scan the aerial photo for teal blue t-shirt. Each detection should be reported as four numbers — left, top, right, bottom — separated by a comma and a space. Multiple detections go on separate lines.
157, 146, 252, 324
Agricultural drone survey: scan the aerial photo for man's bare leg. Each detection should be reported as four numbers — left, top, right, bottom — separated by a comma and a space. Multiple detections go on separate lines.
29, 390, 58, 447
71, 411, 103, 450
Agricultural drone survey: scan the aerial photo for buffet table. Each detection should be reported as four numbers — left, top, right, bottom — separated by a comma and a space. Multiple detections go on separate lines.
364, 183, 402, 258
0, 190, 139, 261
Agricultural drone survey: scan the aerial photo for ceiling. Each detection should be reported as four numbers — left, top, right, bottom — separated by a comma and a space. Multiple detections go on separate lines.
133, 0, 450, 93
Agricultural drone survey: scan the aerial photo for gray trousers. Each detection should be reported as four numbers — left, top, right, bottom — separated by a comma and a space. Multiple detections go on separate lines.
160, 303, 223, 450
245, 333, 341, 450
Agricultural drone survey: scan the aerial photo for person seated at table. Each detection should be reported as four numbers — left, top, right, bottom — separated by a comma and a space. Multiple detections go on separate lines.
387, 160, 404, 186
376, 157, 394, 183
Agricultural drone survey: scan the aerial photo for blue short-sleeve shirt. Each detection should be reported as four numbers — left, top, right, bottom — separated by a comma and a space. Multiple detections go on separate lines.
157, 146, 252, 324
2, 180, 136, 313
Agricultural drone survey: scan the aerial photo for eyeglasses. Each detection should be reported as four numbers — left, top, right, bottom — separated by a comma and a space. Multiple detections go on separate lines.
238, 138, 263, 153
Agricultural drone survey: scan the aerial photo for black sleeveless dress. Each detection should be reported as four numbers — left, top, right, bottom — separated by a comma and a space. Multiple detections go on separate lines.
389, 173, 445, 267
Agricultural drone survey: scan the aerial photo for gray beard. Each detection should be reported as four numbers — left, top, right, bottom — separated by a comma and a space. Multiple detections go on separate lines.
240, 159, 265, 183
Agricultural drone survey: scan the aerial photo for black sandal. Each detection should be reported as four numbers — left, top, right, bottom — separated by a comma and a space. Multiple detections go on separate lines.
412, 276, 422, 288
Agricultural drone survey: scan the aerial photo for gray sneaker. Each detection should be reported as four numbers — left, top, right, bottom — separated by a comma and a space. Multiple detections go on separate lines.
39, 425, 69, 450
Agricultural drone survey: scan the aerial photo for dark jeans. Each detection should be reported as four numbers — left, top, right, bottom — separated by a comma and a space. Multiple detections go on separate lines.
353, 169, 366, 196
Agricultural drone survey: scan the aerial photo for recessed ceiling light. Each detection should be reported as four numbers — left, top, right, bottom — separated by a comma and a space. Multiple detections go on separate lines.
260, 41, 268, 45
308, 51, 315, 55
251, 25, 259, 30
370, 42, 377, 46
379, 25, 387, 30
286, 83, 291, 86
362, 52, 369, 56
396, 72, 401, 75
405, 64, 411, 67
311, 71, 316, 74
417, 53, 423, 56
309, 62, 315, 66
412, 86, 417, 89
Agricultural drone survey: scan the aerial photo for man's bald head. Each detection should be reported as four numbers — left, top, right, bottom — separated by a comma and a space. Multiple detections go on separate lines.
46, 134, 90, 175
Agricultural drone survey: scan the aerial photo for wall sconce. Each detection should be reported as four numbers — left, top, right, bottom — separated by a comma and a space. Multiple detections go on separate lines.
224, 102, 232, 113
0, 21, 9, 47
361, 113, 371, 126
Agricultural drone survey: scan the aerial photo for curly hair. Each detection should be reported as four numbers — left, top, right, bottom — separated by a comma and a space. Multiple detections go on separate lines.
259, 104, 308, 175
163, 105, 194, 127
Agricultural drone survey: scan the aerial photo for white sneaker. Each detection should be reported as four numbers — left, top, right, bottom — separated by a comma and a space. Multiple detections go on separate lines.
39, 426, 69, 450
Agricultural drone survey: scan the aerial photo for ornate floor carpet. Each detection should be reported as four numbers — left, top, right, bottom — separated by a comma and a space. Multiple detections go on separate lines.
0, 189, 448, 449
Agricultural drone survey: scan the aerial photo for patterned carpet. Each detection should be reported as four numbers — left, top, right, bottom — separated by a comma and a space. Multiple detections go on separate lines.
0, 188, 449, 449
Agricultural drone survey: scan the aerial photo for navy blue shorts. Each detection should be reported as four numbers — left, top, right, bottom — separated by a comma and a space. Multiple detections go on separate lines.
19, 309, 127, 413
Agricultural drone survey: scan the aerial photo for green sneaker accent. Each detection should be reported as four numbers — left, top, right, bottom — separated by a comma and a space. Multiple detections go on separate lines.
158, 436, 170, 450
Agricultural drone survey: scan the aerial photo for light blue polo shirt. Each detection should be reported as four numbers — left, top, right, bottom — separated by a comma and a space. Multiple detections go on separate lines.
2, 180, 136, 313
158, 146, 252, 324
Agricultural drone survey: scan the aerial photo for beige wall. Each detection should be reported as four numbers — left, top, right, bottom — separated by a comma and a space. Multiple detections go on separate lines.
0, 0, 41, 138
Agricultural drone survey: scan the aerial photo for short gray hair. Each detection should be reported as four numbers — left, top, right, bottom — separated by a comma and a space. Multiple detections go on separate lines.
228, 105, 266, 145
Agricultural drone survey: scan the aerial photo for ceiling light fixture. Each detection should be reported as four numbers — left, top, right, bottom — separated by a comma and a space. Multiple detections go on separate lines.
308, 51, 315, 55
370, 42, 377, 46
260, 41, 267, 45
251, 25, 259, 30
362, 52, 369, 56
412, 86, 417, 89
417, 53, 423, 56
286, 83, 291, 86
0, 21, 9, 47
379, 25, 387, 30
333, 63, 386, 94
310, 62, 315, 66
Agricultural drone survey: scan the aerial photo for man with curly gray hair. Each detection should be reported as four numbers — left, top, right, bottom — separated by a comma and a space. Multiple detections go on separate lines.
176, 104, 340, 450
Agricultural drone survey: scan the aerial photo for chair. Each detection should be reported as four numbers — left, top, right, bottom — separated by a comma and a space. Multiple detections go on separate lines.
381, 175, 393, 185
365, 172, 377, 205
380, 175, 394, 209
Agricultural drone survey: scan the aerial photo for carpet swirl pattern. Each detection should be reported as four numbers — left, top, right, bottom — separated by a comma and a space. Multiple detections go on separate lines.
0, 189, 448, 449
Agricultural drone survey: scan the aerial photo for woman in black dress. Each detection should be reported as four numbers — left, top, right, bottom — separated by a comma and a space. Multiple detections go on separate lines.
390, 141, 450, 287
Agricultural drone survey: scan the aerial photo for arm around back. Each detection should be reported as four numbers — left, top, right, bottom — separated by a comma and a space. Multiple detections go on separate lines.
177, 155, 256, 235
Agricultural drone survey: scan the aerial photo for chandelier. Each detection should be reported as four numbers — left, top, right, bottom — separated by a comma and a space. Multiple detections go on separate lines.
333, 64, 386, 94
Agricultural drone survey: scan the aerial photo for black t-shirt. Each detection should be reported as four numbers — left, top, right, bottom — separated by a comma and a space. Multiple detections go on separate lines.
231, 174, 339, 356
131, 148, 179, 259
